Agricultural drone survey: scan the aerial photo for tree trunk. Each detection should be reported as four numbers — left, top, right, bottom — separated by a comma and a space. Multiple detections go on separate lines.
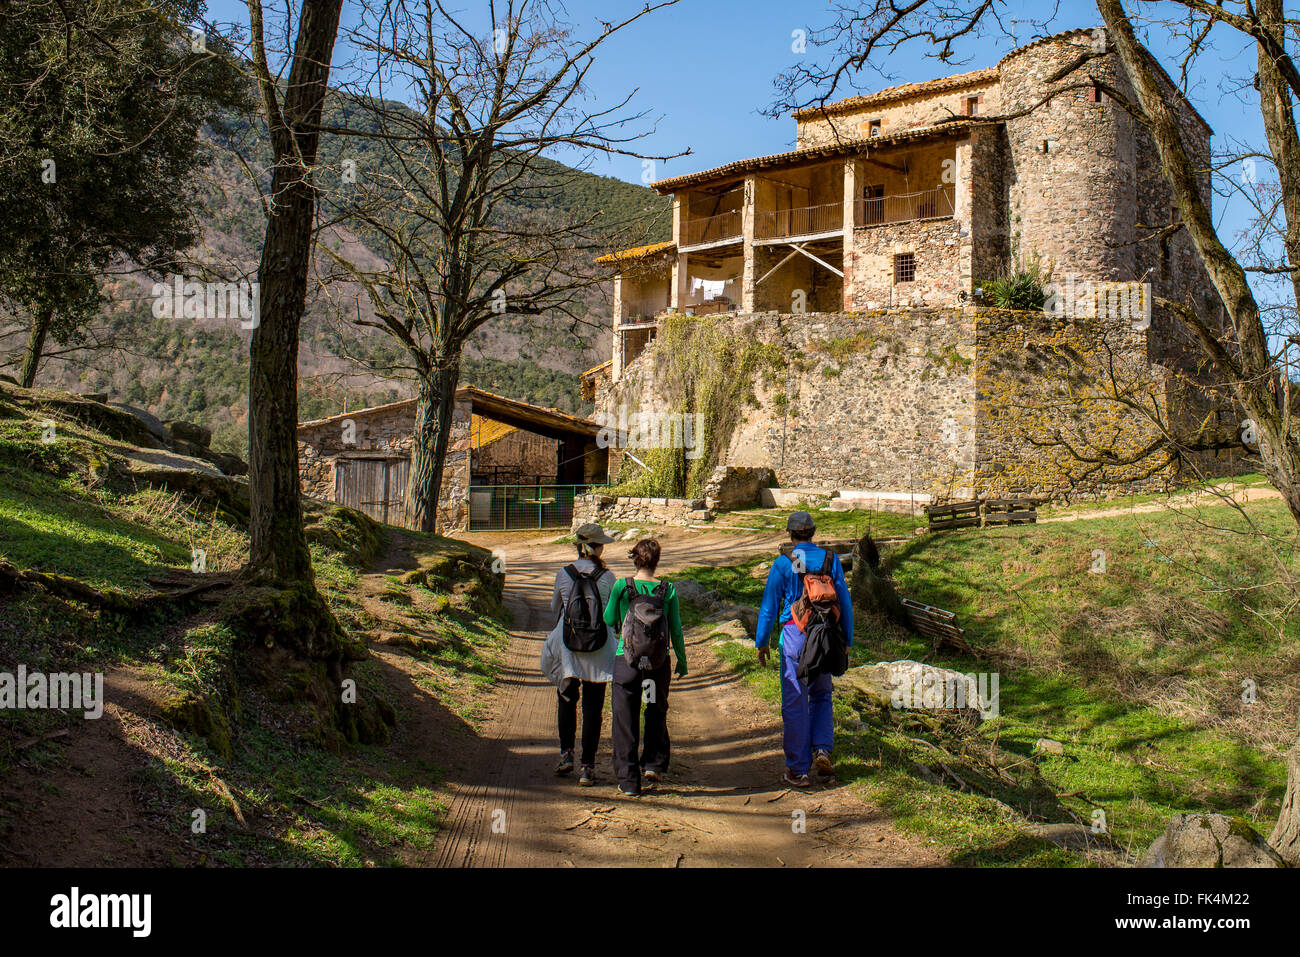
850, 532, 911, 629
407, 360, 461, 534
1096, 0, 1300, 530
1271, 730, 1300, 865
19, 305, 54, 388
245, 0, 344, 584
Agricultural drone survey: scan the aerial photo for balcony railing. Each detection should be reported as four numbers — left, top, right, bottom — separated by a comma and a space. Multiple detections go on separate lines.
754, 202, 843, 241
855, 187, 955, 226
680, 210, 742, 247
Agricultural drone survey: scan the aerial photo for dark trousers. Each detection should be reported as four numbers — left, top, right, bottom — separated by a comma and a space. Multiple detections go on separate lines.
557, 678, 606, 767
611, 657, 671, 791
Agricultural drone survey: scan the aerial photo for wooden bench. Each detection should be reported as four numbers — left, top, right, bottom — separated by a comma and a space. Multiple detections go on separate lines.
982, 497, 1038, 526
925, 497, 1039, 531
779, 539, 857, 570
901, 597, 974, 657
924, 500, 981, 531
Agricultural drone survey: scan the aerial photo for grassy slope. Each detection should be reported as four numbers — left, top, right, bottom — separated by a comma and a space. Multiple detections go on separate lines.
0, 394, 509, 866
682, 494, 1299, 866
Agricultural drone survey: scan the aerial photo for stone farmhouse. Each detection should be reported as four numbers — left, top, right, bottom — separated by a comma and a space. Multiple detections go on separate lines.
297, 385, 608, 530
589, 28, 1229, 505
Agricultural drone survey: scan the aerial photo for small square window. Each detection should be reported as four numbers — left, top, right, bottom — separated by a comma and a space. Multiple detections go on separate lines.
894, 253, 916, 283
966, 96, 980, 116
868, 119, 882, 137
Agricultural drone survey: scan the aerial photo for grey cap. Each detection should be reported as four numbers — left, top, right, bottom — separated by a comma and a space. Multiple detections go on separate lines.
786, 510, 815, 532
575, 522, 615, 545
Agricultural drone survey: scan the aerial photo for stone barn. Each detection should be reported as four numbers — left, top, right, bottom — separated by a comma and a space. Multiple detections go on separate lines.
297, 385, 609, 530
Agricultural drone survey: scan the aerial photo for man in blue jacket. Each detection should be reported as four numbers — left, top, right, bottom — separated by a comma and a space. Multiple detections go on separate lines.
754, 511, 853, 788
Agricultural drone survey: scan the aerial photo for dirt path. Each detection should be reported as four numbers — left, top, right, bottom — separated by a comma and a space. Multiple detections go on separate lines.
428, 531, 943, 868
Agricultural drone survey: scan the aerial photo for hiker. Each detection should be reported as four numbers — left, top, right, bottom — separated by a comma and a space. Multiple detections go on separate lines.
540, 523, 617, 786
602, 538, 688, 797
754, 511, 853, 788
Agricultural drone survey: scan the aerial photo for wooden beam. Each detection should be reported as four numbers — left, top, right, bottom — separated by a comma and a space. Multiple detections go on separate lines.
756, 248, 800, 286
789, 243, 844, 278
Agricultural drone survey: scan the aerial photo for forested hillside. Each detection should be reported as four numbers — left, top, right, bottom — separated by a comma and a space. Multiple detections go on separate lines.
6, 92, 670, 455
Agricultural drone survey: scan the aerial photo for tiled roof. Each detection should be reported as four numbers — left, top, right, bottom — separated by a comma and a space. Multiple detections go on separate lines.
467, 415, 516, 447
649, 120, 977, 193
594, 240, 676, 265
793, 67, 998, 120
995, 27, 1098, 67
298, 384, 599, 439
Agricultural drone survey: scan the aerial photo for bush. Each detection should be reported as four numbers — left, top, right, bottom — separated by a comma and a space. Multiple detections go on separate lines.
977, 255, 1052, 311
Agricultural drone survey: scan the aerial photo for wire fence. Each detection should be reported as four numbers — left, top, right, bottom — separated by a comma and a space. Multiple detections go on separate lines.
466, 484, 600, 531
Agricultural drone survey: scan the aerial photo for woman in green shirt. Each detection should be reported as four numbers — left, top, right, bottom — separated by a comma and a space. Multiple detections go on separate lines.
602, 538, 688, 796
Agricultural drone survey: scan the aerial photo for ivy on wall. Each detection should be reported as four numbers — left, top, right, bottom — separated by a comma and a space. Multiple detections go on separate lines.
609, 313, 785, 498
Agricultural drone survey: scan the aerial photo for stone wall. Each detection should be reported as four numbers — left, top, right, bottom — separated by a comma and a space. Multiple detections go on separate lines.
845, 217, 967, 309
604, 308, 978, 498
795, 75, 1001, 147
571, 493, 712, 531
602, 305, 1227, 504
972, 308, 1231, 496
474, 428, 557, 482
297, 400, 421, 503
702, 465, 776, 510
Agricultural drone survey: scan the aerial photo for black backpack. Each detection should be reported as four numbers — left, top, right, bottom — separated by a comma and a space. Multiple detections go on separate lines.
621, 578, 670, 670
796, 606, 849, 684
561, 564, 608, 653
794, 552, 848, 684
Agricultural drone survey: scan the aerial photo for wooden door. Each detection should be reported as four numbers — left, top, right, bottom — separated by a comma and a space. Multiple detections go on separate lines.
335, 457, 410, 526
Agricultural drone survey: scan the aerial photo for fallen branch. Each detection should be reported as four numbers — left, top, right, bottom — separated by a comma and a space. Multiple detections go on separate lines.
15, 728, 70, 750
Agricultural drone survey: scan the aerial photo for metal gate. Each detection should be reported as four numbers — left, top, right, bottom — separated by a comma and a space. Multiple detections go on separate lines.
335, 457, 410, 527
466, 484, 590, 531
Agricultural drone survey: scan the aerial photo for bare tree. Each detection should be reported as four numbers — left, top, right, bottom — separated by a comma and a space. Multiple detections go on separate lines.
319, 0, 681, 532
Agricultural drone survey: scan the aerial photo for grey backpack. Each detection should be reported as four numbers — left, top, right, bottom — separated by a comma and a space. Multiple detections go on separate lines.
621, 578, 670, 669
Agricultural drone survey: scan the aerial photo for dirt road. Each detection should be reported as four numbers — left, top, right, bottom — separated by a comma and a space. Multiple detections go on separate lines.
428, 531, 942, 868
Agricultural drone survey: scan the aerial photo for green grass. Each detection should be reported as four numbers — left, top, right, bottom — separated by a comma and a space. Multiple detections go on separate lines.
681, 497, 1299, 865
0, 388, 510, 864
714, 505, 922, 539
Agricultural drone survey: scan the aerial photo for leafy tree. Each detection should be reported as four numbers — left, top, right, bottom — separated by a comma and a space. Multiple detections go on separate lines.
0, 0, 246, 386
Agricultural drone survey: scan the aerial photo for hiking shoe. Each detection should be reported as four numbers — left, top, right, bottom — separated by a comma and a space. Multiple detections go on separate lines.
781, 769, 812, 788
555, 750, 574, 775
617, 784, 642, 798
579, 765, 596, 786
813, 750, 834, 776
642, 768, 662, 783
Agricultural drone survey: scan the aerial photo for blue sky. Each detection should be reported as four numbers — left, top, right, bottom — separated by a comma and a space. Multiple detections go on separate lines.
204, 0, 1269, 243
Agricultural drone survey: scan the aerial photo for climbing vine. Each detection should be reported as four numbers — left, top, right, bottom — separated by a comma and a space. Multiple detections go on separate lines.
609, 313, 785, 497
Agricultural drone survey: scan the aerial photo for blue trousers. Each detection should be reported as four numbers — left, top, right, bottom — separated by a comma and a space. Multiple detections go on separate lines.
778, 621, 834, 775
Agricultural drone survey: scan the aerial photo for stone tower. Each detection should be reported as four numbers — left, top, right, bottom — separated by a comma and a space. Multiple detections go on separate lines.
998, 30, 1138, 283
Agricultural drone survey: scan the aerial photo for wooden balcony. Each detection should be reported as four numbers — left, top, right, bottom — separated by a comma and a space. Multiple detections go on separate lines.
754, 202, 843, 241
855, 187, 955, 227
680, 210, 742, 248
